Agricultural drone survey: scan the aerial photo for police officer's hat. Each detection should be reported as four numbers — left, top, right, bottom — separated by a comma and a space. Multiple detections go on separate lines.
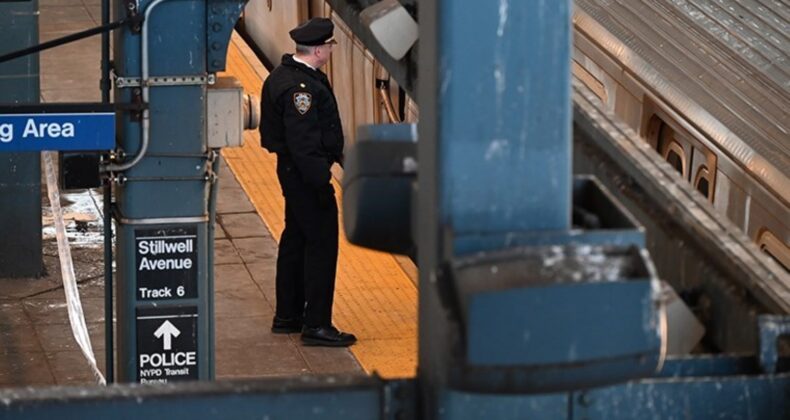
289, 17, 337, 46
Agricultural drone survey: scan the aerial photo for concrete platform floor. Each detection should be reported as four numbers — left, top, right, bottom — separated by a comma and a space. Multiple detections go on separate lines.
0, 158, 362, 387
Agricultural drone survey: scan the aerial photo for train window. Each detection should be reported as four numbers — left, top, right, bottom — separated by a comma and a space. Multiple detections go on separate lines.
694, 165, 711, 200
757, 230, 790, 272
696, 177, 710, 198
643, 110, 716, 197
666, 148, 684, 176
656, 123, 687, 178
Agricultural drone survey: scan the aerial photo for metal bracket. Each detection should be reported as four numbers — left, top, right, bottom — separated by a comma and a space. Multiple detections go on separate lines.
115, 74, 215, 88
130, 87, 143, 122
123, 0, 142, 34
206, 0, 247, 72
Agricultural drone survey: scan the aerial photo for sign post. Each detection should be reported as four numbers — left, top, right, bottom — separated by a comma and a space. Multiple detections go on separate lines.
109, 0, 248, 384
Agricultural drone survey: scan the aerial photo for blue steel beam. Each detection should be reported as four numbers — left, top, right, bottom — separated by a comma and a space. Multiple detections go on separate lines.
417, 0, 575, 417
574, 372, 790, 419
437, 0, 572, 248
0, 376, 413, 420
0, 0, 43, 278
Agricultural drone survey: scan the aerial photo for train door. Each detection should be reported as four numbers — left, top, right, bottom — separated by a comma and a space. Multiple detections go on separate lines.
323, 12, 376, 149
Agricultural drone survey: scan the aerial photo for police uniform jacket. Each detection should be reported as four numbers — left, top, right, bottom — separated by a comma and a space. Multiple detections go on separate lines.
260, 54, 344, 192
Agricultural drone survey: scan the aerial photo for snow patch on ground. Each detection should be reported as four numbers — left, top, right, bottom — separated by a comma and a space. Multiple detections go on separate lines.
42, 189, 106, 248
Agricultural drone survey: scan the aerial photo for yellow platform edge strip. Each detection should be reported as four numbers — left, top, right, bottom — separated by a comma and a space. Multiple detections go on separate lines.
221, 33, 418, 378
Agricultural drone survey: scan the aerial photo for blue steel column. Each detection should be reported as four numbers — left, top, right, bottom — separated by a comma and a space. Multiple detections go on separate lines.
417, 0, 572, 418
437, 1, 571, 245
113, 0, 211, 382
0, 0, 43, 278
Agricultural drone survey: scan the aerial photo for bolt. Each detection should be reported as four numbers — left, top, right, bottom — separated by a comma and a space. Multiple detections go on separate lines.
212, 59, 222, 68
212, 42, 221, 51
578, 393, 592, 407
213, 22, 222, 32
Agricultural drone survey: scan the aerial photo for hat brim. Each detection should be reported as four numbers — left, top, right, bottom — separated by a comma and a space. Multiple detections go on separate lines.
324, 37, 338, 45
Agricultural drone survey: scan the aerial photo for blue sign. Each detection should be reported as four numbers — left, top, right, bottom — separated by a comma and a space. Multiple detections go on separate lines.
0, 113, 115, 151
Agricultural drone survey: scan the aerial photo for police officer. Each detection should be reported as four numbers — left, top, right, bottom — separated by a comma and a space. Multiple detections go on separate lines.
259, 17, 356, 347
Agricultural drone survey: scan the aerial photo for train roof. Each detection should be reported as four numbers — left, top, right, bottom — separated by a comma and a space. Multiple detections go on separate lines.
574, 0, 789, 202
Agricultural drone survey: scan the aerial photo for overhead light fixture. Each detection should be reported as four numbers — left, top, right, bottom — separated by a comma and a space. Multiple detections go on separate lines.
360, 0, 418, 60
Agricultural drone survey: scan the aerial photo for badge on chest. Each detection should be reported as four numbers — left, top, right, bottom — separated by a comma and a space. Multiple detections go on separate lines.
293, 92, 313, 115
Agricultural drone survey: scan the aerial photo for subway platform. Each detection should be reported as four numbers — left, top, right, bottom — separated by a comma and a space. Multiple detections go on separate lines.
0, 0, 416, 387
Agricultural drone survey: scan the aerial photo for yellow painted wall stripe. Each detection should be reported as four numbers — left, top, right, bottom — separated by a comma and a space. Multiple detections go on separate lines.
221, 34, 417, 378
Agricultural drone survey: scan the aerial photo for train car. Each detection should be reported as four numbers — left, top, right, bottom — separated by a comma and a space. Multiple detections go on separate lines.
241, 0, 788, 272
572, 0, 789, 271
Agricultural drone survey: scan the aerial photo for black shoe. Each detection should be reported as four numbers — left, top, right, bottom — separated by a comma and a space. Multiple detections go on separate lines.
271, 316, 303, 334
301, 326, 357, 347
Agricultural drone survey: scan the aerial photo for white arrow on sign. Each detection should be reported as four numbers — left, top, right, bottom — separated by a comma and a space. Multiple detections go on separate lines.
154, 320, 181, 351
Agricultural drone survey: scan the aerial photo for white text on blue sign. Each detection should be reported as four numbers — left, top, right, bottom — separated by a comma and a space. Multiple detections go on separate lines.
0, 113, 115, 151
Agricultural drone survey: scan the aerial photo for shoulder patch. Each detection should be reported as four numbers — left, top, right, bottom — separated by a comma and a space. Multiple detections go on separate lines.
293, 92, 312, 115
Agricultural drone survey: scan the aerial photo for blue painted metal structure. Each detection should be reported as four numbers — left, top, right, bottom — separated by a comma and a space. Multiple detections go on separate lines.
0, 376, 416, 420
437, 1, 572, 240
112, 0, 245, 383
0, 0, 43, 278
415, 0, 789, 418
418, 0, 659, 407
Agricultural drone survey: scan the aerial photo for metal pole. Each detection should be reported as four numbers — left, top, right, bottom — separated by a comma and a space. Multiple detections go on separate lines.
101, 0, 114, 384
207, 152, 220, 380
104, 183, 114, 383
418, 1, 572, 417
113, 0, 218, 383
0, 0, 43, 278
0, 19, 131, 64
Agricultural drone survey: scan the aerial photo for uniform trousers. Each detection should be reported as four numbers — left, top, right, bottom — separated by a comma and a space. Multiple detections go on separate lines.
274, 156, 339, 328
